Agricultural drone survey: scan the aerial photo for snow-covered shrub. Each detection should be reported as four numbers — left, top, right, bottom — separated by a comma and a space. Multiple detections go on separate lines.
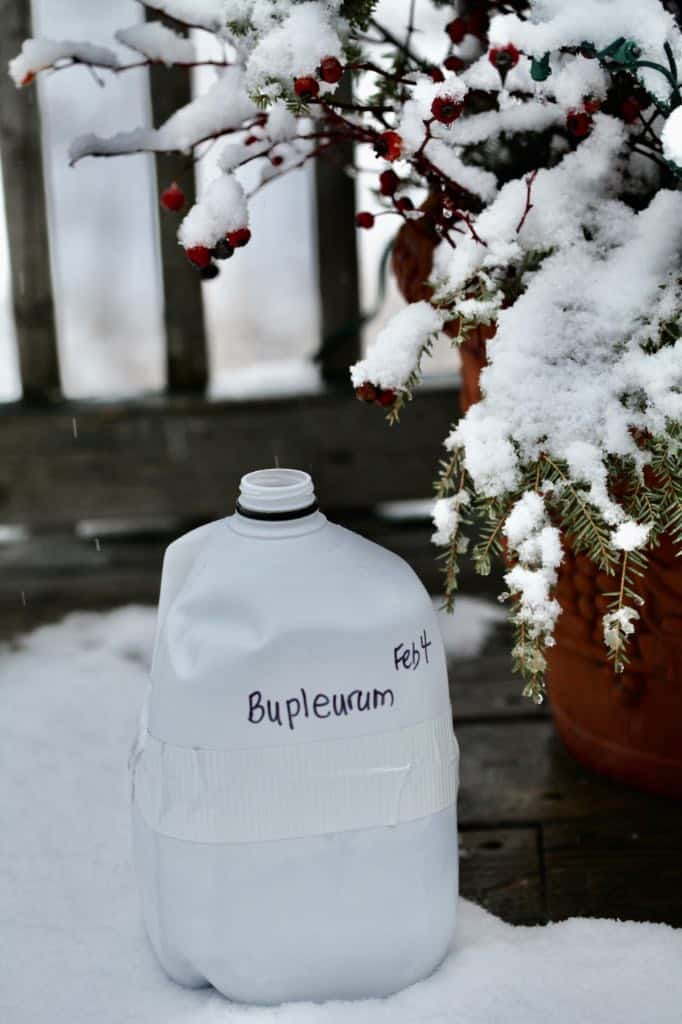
12, 1, 682, 698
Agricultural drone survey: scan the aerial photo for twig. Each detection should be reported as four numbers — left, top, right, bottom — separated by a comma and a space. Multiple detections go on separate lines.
404, 0, 418, 66
39, 55, 230, 79
516, 169, 538, 233
460, 212, 488, 246
369, 17, 431, 73
630, 143, 671, 172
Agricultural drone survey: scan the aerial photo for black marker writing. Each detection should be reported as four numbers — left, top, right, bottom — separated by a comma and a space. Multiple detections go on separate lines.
393, 629, 432, 672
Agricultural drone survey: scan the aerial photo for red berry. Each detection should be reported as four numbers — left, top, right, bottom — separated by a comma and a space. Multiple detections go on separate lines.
244, 134, 259, 146
185, 245, 212, 269
227, 227, 251, 248
431, 95, 463, 125
376, 388, 397, 407
620, 96, 642, 124
319, 56, 343, 84
160, 182, 185, 212
294, 76, 319, 101
446, 18, 467, 44
374, 130, 403, 162
379, 169, 399, 196
489, 44, 520, 74
271, 154, 284, 166
429, 66, 445, 83
583, 96, 601, 115
566, 109, 593, 138
396, 196, 414, 212
444, 55, 465, 73
356, 211, 375, 229
355, 382, 377, 403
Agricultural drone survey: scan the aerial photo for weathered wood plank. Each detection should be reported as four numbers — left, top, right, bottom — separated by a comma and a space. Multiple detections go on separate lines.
0, 0, 60, 400
0, 514, 490, 634
543, 818, 682, 926
314, 77, 360, 384
457, 719, 676, 827
146, 11, 208, 392
459, 827, 545, 925
0, 384, 458, 526
451, 653, 549, 722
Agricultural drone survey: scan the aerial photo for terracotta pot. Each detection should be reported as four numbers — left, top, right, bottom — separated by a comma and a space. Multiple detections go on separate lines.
549, 535, 682, 798
393, 211, 682, 798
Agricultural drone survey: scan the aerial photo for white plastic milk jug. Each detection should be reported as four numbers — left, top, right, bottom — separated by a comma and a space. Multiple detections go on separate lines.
131, 469, 459, 1004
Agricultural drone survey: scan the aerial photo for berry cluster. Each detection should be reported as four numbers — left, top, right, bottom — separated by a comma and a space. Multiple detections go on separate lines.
601, 71, 651, 124
355, 168, 416, 231
293, 55, 343, 103
184, 227, 251, 279
355, 382, 397, 407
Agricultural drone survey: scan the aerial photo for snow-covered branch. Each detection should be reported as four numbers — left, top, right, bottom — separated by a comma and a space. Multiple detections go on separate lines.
10, 0, 682, 688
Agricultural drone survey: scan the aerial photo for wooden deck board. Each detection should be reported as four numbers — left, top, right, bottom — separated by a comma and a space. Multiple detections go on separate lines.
458, 827, 545, 925
542, 818, 682, 925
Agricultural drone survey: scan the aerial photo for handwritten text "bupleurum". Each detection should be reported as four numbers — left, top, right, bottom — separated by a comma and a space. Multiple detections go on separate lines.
248, 686, 394, 731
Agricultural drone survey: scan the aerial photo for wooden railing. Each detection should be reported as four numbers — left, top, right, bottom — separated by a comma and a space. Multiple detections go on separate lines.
0, 0, 457, 531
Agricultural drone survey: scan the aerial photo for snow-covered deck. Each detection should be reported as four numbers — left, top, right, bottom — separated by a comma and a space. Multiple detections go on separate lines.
2, 543, 681, 1023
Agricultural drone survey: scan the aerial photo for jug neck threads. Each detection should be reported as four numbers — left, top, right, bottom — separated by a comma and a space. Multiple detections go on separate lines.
235, 500, 318, 522
237, 469, 318, 520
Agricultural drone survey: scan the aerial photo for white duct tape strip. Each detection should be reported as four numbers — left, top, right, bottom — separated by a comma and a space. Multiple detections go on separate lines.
133, 713, 458, 843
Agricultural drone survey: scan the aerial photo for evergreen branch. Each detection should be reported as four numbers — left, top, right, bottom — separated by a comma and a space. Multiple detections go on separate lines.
542, 456, 616, 573
472, 500, 509, 576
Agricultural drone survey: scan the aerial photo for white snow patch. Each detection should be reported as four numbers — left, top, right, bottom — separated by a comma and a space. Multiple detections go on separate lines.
351, 301, 443, 390
376, 499, 435, 520
662, 106, 682, 165
210, 358, 321, 398
178, 172, 248, 247
489, 1, 681, 104
433, 595, 505, 658
144, 0, 225, 32
115, 22, 196, 65
246, 2, 344, 95
2, 607, 682, 1022
9, 37, 119, 84
439, 116, 682, 526
432, 491, 470, 546
612, 520, 651, 552
70, 66, 257, 162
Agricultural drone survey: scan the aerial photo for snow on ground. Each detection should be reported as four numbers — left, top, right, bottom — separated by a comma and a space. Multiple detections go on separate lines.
433, 595, 506, 658
2, 605, 681, 1023
210, 357, 321, 399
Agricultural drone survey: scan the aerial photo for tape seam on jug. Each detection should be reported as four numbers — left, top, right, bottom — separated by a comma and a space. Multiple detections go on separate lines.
132, 713, 458, 844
